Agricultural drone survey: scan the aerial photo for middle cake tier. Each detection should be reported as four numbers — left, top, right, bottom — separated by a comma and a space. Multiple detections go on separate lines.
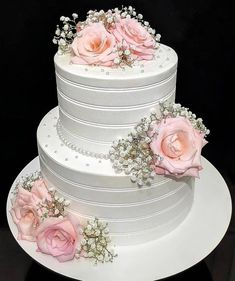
37, 107, 194, 245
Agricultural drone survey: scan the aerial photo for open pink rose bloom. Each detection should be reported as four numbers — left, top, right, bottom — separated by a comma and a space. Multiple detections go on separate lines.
71, 22, 118, 66
36, 216, 80, 262
10, 180, 51, 241
111, 17, 156, 60
150, 117, 208, 178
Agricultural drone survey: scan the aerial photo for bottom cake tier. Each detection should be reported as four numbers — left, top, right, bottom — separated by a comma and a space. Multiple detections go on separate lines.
37, 107, 195, 245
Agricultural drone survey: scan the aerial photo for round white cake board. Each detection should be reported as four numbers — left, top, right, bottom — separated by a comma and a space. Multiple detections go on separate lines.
7, 156, 232, 281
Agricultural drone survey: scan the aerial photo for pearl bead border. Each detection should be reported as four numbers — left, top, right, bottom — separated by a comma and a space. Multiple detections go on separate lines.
56, 120, 110, 160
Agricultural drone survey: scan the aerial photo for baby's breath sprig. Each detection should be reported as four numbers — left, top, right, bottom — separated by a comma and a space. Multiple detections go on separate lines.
37, 188, 70, 220
53, 13, 79, 54
84, 9, 116, 29
13, 171, 41, 194
115, 6, 161, 44
109, 116, 155, 187
75, 218, 117, 264
113, 42, 135, 67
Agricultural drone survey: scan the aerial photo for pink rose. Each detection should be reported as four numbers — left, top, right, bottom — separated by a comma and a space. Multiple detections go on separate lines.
10, 187, 40, 241
10, 180, 51, 241
111, 17, 156, 60
150, 117, 207, 178
36, 216, 80, 262
71, 22, 118, 66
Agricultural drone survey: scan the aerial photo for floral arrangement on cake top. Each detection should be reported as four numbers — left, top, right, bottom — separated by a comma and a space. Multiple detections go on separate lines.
109, 102, 209, 187
10, 172, 117, 264
53, 6, 161, 67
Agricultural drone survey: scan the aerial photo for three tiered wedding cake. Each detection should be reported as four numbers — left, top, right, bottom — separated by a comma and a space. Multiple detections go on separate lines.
10, 7, 208, 263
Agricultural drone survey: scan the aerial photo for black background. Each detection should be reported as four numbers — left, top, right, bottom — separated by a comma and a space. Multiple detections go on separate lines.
1, 0, 234, 279
2, 0, 234, 221
2, 0, 234, 207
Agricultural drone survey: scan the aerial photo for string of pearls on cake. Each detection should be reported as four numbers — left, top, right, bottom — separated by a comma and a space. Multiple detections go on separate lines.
56, 120, 110, 160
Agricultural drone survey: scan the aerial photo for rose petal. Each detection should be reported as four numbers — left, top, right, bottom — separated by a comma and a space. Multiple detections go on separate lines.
31, 180, 51, 201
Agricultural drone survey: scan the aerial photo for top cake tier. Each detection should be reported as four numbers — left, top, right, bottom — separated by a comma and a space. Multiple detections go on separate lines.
55, 44, 178, 157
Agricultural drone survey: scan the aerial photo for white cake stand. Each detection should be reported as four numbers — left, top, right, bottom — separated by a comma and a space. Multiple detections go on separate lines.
7, 156, 232, 281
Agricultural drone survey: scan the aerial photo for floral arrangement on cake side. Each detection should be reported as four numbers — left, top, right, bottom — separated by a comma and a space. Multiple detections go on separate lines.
109, 102, 209, 187
10, 172, 117, 264
53, 6, 161, 67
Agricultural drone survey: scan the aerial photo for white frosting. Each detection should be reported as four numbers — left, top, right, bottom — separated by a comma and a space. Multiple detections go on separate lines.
55, 44, 178, 155
37, 108, 194, 245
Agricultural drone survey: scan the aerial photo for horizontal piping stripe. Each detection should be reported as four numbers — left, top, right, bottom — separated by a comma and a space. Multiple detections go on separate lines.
59, 107, 138, 128
55, 70, 177, 91
42, 166, 189, 208
57, 87, 176, 110
109, 210, 190, 236
66, 191, 192, 221
40, 155, 174, 191
57, 120, 112, 145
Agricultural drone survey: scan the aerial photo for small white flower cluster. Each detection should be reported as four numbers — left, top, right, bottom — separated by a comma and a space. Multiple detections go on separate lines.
38, 188, 70, 220
159, 103, 210, 135
15, 171, 41, 193
84, 9, 116, 28
83, 5, 160, 43
113, 43, 135, 67
117, 5, 137, 18
53, 13, 78, 54
109, 116, 156, 187
76, 218, 117, 264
